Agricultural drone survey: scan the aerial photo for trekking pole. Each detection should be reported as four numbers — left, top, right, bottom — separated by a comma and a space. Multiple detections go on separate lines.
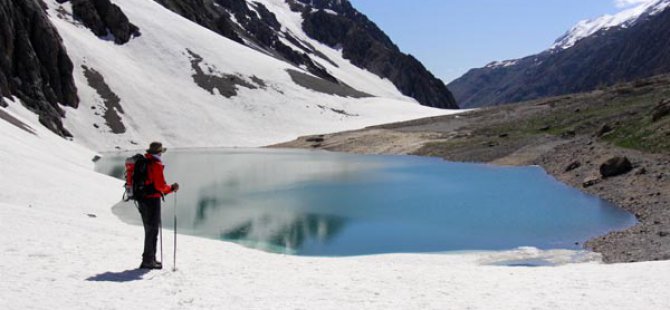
159, 218, 163, 265
172, 193, 178, 271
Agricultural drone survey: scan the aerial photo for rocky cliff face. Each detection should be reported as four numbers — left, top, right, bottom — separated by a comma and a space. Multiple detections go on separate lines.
155, 0, 458, 109
449, 4, 670, 108
0, 0, 78, 136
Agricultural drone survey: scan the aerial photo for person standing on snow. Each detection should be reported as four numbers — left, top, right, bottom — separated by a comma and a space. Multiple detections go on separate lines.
138, 142, 179, 270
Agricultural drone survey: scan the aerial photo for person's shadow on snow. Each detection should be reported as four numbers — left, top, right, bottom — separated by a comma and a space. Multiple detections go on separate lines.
86, 269, 151, 282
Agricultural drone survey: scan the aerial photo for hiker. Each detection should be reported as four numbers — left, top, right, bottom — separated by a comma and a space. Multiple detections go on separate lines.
138, 142, 179, 270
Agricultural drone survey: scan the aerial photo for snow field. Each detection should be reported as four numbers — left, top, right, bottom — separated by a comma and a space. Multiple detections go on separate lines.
2, 101, 670, 310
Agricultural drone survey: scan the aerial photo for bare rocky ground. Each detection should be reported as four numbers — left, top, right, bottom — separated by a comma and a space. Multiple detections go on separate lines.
273, 75, 670, 263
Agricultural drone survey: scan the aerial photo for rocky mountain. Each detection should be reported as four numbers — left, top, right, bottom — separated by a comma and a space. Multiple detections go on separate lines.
449, 0, 670, 108
1, 0, 454, 150
154, 0, 457, 109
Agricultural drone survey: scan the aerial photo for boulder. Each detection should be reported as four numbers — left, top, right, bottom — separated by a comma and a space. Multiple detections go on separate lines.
596, 124, 613, 137
600, 157, 633, 178
565, 161, 581, 172
583, 176, 601, 188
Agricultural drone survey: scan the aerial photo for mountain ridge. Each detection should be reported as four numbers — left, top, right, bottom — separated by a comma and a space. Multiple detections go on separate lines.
155, 0, 457, 109
449, 1, 670, 108
552, 0, 670, 50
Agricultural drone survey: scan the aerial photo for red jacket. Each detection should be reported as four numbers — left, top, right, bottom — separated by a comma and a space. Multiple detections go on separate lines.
144, 154, 174, 198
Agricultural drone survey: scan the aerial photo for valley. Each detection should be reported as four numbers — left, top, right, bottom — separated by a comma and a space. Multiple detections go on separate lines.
2, 0, 670, 308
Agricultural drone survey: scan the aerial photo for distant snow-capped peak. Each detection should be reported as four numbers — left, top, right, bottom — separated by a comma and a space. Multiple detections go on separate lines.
552, 0, 670, 50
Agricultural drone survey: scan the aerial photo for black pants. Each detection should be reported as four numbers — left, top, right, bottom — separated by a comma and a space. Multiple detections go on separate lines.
138, 197, 161, 263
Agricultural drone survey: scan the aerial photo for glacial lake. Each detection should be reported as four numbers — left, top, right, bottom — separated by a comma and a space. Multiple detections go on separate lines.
96, 148, 636, 256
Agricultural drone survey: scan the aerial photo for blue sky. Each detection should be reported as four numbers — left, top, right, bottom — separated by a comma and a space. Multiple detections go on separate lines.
348, 0, 635, 83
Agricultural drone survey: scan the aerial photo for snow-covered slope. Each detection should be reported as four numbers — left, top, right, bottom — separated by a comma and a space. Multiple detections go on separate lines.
42, 0, 453, 151
0, 99, 120, 210
552, 0, 670, 50
3, 100, 670, 309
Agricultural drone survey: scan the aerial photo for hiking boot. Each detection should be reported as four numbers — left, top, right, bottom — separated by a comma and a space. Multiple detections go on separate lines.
139, 260, 163, 270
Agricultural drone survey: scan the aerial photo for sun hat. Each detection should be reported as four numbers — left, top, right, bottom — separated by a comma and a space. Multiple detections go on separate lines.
146, 141, 167, 154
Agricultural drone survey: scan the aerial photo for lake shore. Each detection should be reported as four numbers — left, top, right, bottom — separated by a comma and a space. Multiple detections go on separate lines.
273, 81, 670, 263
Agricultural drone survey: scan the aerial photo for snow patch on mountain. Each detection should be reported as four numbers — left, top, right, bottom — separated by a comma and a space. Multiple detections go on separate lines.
485, 59, 519, 69
552, 0, 670, 50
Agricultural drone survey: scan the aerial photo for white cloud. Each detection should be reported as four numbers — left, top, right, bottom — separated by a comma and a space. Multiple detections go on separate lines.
614, 0, 657, 8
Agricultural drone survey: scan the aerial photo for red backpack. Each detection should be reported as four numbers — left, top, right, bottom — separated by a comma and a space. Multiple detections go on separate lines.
123, 154, 150, 201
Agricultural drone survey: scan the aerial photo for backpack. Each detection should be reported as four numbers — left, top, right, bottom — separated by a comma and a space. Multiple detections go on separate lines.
123, 154, 151, 201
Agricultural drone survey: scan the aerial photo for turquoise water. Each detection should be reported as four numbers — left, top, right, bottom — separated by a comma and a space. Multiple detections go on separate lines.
97, 148, 636, 256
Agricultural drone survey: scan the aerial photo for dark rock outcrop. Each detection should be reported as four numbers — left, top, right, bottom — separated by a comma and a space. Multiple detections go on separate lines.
186, 49, 259, 98
81, 65, 125, 133
64, 0, 140, 44
0, 0, 79, 136
600, 157, 633, 178
449, 8, 670, 108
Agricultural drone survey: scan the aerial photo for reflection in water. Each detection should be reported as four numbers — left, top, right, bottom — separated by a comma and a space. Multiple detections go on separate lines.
98, 148, 637, 256
195, 195, 223, 224
219, 213, 345, 254
192, 174, 348, 254
109, 166, 125, 179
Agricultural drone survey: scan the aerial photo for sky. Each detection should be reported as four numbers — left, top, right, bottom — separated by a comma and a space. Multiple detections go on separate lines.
348, 0, 651, 83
